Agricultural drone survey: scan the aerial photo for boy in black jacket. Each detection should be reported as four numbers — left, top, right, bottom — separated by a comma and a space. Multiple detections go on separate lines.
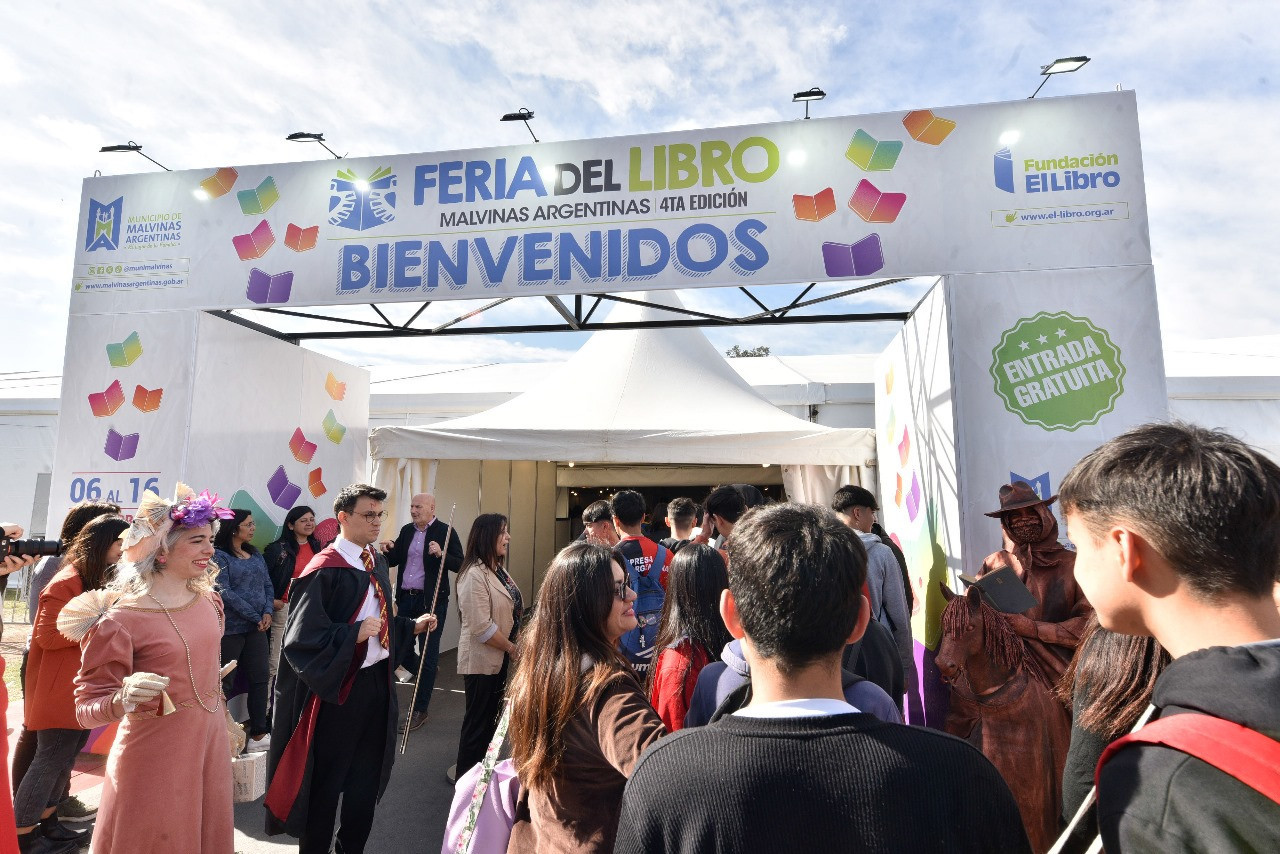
1060, 422, 1280, 853
616, 504, 1030, 854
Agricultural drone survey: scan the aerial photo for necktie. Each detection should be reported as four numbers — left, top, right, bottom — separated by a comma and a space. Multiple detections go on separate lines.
362, 548, 390, 647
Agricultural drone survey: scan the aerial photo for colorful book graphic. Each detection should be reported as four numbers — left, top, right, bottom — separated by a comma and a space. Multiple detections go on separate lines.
321, 410, 346, 445
884, 366, 895, 395
329, 167, 396, 231
895, 472, 905, 508
898, 427, 911, 466
232, 220, 275, 261
1010, 471, 1052, 502
308, 468, 325, 498
902, 109, 956, 145
104, 429, 139, 462
821, 234, 885, 278
284, 224, 319, 252
313, 518, 339, 547
228, 489, 280, 550
267, 465, 302, 510
324, 372, 346, 401
132, 385, 163, 413
88, 380, 125, 417
845, 130, 902, 172
792, 188, 837, 222
289, 428, 317, 464
237, 177, 280, 216
885, 409, 896, 441
849, 179, 907, 223
199, 167, 238, 199
106, 332, 143, 368
905, 472, 922, 522
245, 268, 293, 304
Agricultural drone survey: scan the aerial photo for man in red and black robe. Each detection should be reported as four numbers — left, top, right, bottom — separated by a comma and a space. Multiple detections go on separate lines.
265, 484, 434, 854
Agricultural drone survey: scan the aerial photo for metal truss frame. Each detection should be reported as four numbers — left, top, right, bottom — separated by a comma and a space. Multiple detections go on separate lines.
206, 278, 911, 344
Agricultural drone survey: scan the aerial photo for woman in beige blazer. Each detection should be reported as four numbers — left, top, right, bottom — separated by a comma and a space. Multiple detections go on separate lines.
454, 513, 523, 776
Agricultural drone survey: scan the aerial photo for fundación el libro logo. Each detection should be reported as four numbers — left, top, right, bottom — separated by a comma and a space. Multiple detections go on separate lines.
990, 311, 1125, 432
993, 147, 1121, 194
85, 197, 124, 251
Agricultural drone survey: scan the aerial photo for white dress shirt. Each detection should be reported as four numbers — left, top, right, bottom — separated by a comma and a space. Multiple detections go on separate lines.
333, 536, 390, 669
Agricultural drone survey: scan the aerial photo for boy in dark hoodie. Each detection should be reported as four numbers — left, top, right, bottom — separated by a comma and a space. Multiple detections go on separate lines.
1060, 422, 1280, 853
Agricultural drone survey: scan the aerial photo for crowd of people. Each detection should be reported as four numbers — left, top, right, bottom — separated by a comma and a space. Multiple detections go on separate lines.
0, 421, 1278, 852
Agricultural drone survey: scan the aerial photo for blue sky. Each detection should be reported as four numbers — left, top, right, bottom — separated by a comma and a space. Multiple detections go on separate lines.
2, 0, 1276, 384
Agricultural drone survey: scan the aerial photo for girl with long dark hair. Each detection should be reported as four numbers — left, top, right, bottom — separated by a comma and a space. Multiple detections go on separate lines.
212, 508, 274, 752
16, 514, 128, 852
454, 513, 522, 777
262, 506, 320, 688
507, 541, 665, 852
1056, 614, 1170, 852
647, 543, 731, 731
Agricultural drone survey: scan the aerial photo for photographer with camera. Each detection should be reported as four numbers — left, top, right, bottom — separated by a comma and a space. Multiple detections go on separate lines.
2, 523, 40, 854
9, 501, 119, 831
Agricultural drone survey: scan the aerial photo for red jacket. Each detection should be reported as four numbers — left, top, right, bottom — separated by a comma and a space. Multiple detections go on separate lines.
24, 566, 87, 731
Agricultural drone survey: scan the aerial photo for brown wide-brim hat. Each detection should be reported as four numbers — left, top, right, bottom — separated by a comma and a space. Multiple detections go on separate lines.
984, 481, 1058, 517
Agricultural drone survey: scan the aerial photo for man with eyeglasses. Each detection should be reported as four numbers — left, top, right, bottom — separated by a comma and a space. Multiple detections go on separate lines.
383, 492, 463, 732
266, 483, 437, 854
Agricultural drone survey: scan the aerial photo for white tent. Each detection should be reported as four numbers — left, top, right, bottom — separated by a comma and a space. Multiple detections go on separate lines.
370, 293, 876, 470
368, 294, 877, 630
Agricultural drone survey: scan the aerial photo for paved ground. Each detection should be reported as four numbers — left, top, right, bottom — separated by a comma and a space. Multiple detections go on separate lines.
233, 652, 466, 852
4, 629, 467, 854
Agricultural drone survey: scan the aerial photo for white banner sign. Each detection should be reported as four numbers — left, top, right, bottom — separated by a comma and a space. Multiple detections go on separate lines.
70, 92, 1150, 315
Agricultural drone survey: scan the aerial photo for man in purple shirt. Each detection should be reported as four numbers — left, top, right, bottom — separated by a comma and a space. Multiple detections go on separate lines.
383, 493, 463, 730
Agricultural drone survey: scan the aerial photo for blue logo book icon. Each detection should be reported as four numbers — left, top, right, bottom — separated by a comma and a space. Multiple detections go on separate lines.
1010, 471, 1051, 501
994, 148, 1015, 194
85, 197, 123, 251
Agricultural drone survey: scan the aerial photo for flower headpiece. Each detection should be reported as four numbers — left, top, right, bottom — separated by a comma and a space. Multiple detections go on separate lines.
121, 482, 232, 563
170, 490, 235, 529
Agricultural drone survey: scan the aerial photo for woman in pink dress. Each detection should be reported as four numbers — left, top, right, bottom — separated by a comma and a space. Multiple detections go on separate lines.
66, 485, 236, 854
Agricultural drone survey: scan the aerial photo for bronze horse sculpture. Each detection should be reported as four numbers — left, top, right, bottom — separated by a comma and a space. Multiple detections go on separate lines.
936, 584, 1070, 853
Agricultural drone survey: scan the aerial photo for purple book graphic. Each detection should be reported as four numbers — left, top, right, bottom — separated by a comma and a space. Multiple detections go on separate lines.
906, 472, 923, 522
822, 234, 885, 278
246, 268, 294, 304
104, 429, 140, 462
267, 465, 302, 510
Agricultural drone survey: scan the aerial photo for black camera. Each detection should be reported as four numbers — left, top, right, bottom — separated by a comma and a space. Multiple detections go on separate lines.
1, 537, 61, 559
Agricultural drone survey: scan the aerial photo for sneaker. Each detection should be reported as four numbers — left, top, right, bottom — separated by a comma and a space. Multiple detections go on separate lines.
245, 734, 271, 753
56, 795, 97, 823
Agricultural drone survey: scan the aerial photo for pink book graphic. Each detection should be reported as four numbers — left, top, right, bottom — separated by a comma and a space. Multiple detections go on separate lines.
104, 429, 139, 462
849, 180, 907, 223
233, 220, 276, 261
88, 380, 125, 417
285, 224, 319, 252
289, 428, 317, 464
898, 426, 911, 466
267, 465, 302, 510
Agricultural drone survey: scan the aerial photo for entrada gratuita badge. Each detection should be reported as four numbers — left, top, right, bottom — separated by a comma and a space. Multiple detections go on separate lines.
990, 311, 1125, 431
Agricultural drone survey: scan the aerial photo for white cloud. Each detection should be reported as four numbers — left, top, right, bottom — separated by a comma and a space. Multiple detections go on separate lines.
4, 0, 1279, 380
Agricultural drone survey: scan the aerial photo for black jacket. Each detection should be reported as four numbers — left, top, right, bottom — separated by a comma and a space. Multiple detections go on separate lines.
263, 534, 322, 600
384, 520, 463, 599
1097, 641, 1280, 853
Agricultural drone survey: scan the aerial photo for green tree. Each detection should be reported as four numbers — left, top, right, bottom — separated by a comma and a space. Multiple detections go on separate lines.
725, 344, 771, 358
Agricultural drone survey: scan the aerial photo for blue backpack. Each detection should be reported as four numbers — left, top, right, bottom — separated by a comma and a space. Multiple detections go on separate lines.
617, 540, 669, 672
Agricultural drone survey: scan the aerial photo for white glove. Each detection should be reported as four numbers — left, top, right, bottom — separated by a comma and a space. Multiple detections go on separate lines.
120, 671, 170, 711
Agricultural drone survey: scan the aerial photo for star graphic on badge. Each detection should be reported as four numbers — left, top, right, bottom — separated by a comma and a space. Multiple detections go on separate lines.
1037, 334, 1049, 344
1019, 341, 1030, 351
1056, 328, 1068, 338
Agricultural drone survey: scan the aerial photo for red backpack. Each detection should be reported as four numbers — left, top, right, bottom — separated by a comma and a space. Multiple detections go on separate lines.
1096, 713, 1280, 804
